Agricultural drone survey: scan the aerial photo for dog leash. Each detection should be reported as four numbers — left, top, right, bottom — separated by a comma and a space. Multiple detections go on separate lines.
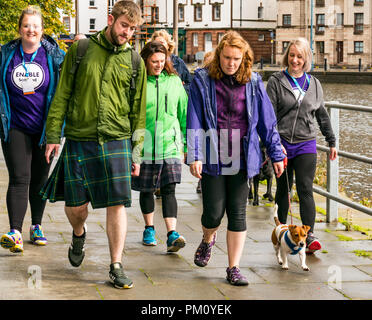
284, 158, 294, 225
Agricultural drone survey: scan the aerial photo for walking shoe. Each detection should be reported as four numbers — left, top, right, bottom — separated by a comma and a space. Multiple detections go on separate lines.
167, 231, 186, 253
30, 224, 47, 246
194, 233, 216, 267
68, 224, 87, 267
306, 232, 321, 254
1, 229, 24, 253
226, 266, 249, 286
143, 226, 157, 246
109, 262, 133, 289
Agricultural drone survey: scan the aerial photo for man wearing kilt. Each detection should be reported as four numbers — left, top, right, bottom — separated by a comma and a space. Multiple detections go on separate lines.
40, 1, 146, 289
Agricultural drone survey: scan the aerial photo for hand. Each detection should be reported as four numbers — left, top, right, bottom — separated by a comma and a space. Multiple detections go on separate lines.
131, 163, 140, 176
329, 147, 337, 161
281, 144, 287, 155
273, 161, 284, 178
190, 160, 202, 179
45, 144, 59, 164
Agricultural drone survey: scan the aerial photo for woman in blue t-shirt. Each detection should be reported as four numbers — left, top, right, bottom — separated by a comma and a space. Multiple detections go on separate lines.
266, 37, 338, 254
0, 6, 65, 253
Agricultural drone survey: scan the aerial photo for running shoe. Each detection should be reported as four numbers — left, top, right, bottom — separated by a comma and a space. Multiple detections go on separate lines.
143, 227, 157, 246
306, 232, 322, 254
167, 231, 186, 252
226, 266, 249, 286
109, 262, 133, 289
68, 224, 87, 267
30, 224, 47, 246
1, 229, 24, 253
194, 233, 216, 267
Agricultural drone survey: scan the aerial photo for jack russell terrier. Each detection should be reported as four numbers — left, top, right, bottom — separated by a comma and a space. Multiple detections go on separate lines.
271, 205, 311, 271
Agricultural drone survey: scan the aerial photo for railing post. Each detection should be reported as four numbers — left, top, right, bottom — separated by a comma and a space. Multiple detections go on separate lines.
326, 107, 339, 223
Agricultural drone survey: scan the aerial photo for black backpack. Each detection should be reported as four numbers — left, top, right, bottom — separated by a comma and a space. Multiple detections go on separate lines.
69, 38, 141, 107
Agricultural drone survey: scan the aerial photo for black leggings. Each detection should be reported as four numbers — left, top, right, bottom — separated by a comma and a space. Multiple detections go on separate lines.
275, 153, 317, 232
201, 170, 248, 232
1, 129, 52, 232
140, 183, 177, 218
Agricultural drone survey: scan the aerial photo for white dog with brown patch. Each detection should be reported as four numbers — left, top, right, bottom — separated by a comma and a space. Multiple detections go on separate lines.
271, 205, 311, 271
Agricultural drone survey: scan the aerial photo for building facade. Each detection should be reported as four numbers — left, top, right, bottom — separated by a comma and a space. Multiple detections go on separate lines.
276, 0, 372, 68
61, 0, 277, 63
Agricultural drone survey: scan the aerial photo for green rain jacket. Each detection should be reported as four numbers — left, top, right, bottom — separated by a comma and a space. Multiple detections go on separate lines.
142, 71, 188, 161
45, 28, 147, 163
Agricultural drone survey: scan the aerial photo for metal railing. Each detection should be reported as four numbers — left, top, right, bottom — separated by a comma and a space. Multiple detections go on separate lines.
315, 102, 372, 223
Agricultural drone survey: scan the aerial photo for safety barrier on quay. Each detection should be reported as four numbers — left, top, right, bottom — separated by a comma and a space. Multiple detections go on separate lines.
315, 102, 372, 223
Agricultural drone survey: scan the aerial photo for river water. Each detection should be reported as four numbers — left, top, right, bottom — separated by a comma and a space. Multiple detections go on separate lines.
320, 83, 372, 202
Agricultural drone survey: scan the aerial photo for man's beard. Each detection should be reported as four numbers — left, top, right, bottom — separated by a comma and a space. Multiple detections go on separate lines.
110, 28, 127, 46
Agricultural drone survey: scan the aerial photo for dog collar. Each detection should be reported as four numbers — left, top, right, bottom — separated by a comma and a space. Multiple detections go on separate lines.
284, 231, 302, 255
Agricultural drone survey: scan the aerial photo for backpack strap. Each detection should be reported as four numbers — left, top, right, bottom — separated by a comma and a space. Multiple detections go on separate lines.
70, 38, 90, 75
130, 48, 141, 106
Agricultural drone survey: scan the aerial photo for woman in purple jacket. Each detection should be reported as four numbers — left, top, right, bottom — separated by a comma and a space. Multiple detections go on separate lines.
187, 31, 285, 286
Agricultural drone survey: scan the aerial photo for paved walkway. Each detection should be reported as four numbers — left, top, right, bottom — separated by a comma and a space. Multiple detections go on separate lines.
0, 150, 372, 301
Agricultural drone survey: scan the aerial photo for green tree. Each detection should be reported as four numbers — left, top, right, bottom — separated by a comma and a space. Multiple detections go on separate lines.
0, 0, 74, 48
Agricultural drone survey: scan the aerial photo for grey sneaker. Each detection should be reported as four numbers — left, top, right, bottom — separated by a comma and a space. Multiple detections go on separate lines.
68, 224, 87, 267
109, 262, 133, 289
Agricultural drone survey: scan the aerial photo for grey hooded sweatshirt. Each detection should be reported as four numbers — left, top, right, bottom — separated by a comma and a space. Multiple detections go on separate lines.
266, 71, 336, 147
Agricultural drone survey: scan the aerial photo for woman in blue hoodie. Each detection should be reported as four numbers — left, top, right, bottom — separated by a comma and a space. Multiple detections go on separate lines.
0, 6, 65, 253
187, 31, 284, 286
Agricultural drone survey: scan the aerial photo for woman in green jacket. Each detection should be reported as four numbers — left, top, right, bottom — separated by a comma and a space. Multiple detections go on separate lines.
132, 41, 188, 253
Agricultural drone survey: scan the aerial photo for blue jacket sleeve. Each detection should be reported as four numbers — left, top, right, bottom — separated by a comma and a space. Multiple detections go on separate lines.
186, 73, 205, 163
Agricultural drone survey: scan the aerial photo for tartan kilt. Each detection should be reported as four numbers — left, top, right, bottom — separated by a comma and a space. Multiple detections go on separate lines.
131, 159, 182, 193
40, 139, 133, 209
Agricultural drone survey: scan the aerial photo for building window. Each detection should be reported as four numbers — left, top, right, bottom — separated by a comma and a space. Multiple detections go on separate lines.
151, 6, 159, 24
354, 41, 363, 53
212, 4, 221, 21
178, 5, 185, 22
282, 41, 289, 53
193, 33, 198, 47
316, 14, 325, 34
89, 0, 95, 7
354, 0, 364, 6
336, 13, 344, 26
258, 5, 264, 19
63, 17, 70, 32
354, 13, 363, 34
315, 0, 325, 7
108, 0, 115, 14
316, 41, 324, 54
282, 15, 291, 27
89, 18, 96, 31
194, 5, 202, 22
218, 32, 224, 43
